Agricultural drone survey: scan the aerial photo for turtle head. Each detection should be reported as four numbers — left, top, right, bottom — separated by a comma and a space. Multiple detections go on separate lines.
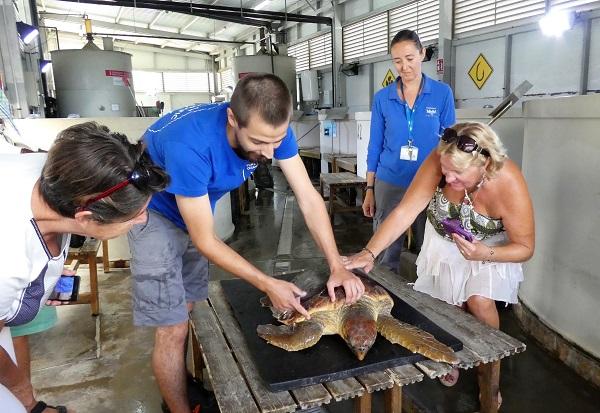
341, 314, 378, 361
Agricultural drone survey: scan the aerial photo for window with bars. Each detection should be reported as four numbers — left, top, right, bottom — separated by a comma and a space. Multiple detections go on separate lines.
389, 0, 439, 42
220, 68, 234, 91
454, 0, 546, 35
163, 72, 211, 93
288, 41, 310, 71
288, 32, 332, 72
309, 32, 332, 68
132, 71, 164, 93
342, 12, 388, 62
550, 0, 600, 11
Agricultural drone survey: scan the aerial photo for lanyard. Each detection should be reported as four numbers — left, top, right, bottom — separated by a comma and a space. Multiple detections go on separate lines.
400, 76, 424, 147
404, 104, 415, 146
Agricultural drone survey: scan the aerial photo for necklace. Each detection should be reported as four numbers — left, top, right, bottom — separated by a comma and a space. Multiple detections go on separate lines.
463, 176, 486, 206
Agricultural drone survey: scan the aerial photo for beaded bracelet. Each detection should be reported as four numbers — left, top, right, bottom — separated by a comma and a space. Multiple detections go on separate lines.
482, 248, 495, 264
362, 247, 376, 262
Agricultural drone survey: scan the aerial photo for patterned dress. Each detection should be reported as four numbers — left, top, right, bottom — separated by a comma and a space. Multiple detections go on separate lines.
413, 188, 523, 305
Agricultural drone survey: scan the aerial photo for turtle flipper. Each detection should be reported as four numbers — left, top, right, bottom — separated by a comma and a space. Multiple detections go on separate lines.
257, 321, 324, 351
377, 315, 459, 365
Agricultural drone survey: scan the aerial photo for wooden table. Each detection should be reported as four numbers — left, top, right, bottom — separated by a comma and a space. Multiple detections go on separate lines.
334, 156, 357, 173
66, 238, 109, 316
322, 153, 357, 173
319, 172, 367, 223
190, 266, 525, 413
299, 147, 322, 180
298, 147, 321, 160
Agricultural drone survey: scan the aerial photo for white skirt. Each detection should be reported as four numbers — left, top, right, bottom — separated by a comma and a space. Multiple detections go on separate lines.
413, 221, 523, 306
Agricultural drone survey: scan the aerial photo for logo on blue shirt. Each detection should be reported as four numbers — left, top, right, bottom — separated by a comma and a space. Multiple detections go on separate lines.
426, 106, 438, 117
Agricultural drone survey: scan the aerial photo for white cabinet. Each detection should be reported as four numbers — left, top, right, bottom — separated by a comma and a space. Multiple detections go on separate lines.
354, 111, 371, 178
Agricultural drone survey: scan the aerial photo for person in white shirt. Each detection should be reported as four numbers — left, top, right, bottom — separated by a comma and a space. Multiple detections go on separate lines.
0, 122, 168, 413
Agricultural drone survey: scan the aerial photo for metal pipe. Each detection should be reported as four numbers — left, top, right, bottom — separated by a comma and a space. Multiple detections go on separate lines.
91, 32, 252, 46
39, 26, 60, 49
57, 0, 332, 26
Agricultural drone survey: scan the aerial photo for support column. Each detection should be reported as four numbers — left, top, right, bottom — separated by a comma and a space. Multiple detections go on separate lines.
437, 0, 453, 87
332, 0, 345, 107
0, 0, 30, 118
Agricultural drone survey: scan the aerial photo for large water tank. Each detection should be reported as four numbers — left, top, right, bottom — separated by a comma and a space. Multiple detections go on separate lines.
232, 55, 297, 103
51, 44, 136, 117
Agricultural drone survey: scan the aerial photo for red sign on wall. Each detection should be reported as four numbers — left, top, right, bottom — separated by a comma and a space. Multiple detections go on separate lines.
105, 69, 131, 86
436, 58, 444, 75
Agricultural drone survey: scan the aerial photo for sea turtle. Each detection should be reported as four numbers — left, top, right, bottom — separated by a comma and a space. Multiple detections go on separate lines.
257, 272, 459, 364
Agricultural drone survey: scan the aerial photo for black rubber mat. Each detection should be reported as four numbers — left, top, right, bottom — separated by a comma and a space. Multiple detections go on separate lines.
220, 274, 462, 392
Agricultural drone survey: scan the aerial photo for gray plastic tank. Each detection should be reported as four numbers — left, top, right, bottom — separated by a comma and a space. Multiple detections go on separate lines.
51, 43, 136, 117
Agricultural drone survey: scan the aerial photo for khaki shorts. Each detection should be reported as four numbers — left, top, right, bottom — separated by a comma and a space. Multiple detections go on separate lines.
127, 210, 208, 327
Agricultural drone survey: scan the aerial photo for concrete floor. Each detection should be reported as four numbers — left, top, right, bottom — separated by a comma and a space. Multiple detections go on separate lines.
29, 168, 600, 412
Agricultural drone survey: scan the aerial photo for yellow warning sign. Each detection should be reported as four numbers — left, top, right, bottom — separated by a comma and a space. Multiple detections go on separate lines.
468, 54, 493, 90
382, 69, 396, 87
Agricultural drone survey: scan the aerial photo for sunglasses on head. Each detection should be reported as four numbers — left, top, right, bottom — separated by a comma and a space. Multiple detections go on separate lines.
440, 128, 490, 157
78, 166, 152, 212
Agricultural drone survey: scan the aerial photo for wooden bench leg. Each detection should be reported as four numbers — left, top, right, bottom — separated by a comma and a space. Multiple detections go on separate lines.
479, 360, 500, 413
329, 186, 336, 224
354, 391, 372, 413
188, 320, 206, 381
87, 252, 100, 316
102, 240, 110, 273
384, 385, 402, 413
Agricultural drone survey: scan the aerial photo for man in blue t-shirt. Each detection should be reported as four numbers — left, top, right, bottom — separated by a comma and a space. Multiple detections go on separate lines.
128, 74, 364, 413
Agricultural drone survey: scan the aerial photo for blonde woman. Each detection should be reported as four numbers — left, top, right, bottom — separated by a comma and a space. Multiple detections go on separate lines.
346, 122, 534, 410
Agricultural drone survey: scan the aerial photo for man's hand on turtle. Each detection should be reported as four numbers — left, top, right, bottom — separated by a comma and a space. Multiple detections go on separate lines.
264, 277, 310, 319
327, 266, 365, 305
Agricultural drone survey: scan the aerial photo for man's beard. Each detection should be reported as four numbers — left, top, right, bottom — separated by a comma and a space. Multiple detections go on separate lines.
233, 146, 270, 164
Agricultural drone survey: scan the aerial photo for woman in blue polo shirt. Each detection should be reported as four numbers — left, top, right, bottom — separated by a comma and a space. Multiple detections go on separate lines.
363, 29, 455, 274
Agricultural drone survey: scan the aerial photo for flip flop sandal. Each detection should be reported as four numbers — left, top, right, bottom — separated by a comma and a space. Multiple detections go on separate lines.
438, 367, 460, 387
30, 401, 67, 413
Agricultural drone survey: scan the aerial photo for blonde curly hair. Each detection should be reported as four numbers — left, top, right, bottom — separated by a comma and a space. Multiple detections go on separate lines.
438, 122, 507, 177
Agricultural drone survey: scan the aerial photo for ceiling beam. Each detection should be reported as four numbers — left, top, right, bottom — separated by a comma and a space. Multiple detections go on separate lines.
181, 16, 199, 33
40, 12, 251, 45
149, 10, 165, 28
52, 30, 214, 58
55, 0, 332, 26
115, 6, 124, 23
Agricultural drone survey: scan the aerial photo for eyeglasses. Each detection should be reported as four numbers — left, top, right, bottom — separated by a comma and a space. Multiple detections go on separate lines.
440, 128, 490, 157
78, 167, 151, 211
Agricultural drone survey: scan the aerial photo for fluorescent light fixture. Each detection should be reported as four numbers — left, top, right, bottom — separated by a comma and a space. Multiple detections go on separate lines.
39, 59, 52, 73
16, 21, 39, 44
255, 0, 270, 10
539, 9, 574, 37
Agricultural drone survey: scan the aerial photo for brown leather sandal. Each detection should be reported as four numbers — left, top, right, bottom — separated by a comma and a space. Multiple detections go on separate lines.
30, 401, 67, 413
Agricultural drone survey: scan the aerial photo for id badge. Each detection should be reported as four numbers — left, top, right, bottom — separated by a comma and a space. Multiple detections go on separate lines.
400, 145, 419, 161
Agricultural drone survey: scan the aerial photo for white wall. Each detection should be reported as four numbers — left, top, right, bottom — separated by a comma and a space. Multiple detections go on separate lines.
520, 94, 600, 358
455, 108, 524, 167
586, 17, 600, 92
453, 37, 506, 109
345, 65, 371, 112
291, 118, 320, 148
281, 2, 600, 110
510, 27, 584, 96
